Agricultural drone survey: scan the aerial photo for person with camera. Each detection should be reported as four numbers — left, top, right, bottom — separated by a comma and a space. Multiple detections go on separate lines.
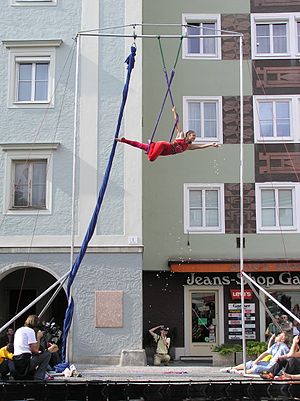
13, 315, 58, 380
149, 325, 171, 366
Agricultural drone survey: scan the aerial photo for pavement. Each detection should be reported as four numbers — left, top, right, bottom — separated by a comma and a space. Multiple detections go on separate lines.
65, 363, 259, 382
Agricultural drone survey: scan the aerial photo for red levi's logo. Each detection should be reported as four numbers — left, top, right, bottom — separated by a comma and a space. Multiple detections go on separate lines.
230, 289, 253, 300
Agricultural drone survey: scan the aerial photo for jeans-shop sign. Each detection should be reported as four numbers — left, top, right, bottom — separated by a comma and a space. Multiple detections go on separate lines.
186, 272, 300, 287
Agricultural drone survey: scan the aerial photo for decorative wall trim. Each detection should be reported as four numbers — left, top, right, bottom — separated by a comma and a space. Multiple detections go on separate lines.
221, 14, 251, 60
225, 183, 256, 234
255, 144, 300, 181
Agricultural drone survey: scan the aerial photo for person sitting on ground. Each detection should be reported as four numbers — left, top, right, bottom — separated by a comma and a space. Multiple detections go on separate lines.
0, 344, 14, 379
149, 325, 171, 366
13, 315, 59, 381
116, 107, 219, 162
261, 334, 300, 380
223, 332, 290, 375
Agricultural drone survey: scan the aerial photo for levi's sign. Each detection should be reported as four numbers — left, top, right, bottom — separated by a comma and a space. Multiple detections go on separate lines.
230, 289, 252, 300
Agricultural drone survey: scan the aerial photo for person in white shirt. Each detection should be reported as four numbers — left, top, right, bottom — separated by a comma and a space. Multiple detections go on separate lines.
13, 315, 58, 380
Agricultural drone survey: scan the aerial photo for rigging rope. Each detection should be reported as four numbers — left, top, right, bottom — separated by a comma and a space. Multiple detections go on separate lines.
149, 37, 183, 144
60, 45, 136, 364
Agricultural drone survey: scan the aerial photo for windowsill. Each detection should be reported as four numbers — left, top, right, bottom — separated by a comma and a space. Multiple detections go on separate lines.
5, 209, 51, 215
9, 101, 53, 109
183, 54, 221, 60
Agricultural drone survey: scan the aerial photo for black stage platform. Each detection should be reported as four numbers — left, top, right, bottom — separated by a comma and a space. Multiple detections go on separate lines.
1, 365, 300, 401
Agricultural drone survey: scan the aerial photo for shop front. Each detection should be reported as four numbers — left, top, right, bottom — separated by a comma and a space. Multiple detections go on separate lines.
143, 260, 300, 360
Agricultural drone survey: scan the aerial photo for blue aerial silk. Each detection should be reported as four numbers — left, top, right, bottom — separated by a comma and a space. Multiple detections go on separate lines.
57, 45, 136, 368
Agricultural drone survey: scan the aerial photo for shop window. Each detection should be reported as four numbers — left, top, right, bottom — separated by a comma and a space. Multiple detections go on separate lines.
184, 183, 224, 233
265, 289, 300, 339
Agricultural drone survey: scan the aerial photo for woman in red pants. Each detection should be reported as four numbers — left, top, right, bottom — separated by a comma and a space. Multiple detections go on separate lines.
116, 108, 219, 162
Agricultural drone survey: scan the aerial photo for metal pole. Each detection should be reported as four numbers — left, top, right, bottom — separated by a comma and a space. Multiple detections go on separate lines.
65, 33, 81, 364
70, 34, 80, 271
238, 35, 247, 373
38, 276, 68, 319
0, 271, 70, 334
78, 33, 240, 39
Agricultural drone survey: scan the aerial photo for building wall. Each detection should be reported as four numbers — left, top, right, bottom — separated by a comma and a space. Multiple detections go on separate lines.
0, 0, 143, 364
142, 0, 300, 272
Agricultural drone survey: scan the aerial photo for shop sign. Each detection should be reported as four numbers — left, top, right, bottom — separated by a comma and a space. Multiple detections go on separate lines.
186, 272, 300, 287
228, 303, 256, 340
230, 289, 253, 300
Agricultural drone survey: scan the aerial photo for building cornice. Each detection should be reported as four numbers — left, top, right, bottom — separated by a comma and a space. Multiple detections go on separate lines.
0, 143, 60, 151
2, 39, 63, 48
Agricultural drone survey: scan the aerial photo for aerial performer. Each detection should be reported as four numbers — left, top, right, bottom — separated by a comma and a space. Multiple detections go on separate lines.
115, 107, 219, 162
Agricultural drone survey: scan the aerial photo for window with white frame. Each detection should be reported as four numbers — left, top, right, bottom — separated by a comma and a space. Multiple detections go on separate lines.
297, 21, 300, 53
184, 184, 224, 233
251, 13, 300, 58
0, 143, 59, 214
3, 40, 62, 108
182, 14, 221, 59
17, 61, 49, 102
11, 0, 57, 6
183, 97, 222, 142
256, 183, 299, 232
253, 95, 298, 142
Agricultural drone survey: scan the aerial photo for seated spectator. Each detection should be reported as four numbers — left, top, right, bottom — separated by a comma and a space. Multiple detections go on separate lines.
13, 315, 58, 380
0, 344, 14, 379
223, 332, 290, 375
261, 335, 300, 380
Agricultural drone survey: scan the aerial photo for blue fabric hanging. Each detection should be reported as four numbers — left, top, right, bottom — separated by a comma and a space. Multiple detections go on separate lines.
58, 45, 136, 366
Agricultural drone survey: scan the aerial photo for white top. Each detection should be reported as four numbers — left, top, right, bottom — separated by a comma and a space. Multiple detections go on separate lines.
14, 326, 37, 356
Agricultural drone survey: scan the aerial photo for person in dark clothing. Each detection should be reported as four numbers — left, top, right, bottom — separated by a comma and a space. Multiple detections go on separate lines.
261, 334, 300, 379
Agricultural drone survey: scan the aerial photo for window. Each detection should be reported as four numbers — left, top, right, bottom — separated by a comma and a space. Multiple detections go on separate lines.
0, 143, 59, 214
13, 160, 47, 209
182, 14, 221, 59
183, 97, 222, 142
253, 96, 298, 142
184, 184, 224, 233
251, 13, 300, 58
17, 61, 49, 102
11, 0, 57, 6
297, 21, 300, 53
2, 40, 62, 108
256, 22, 288, 55
256, 183, 299, 232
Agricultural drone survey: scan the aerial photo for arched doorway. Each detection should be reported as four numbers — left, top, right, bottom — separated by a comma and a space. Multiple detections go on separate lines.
0, 267, 67, 331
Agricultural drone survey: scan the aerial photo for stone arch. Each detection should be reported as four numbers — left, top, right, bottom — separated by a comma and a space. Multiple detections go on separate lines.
0, 262, 67, 330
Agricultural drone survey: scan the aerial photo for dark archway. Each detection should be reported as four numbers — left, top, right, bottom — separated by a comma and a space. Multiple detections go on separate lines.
0, 267, 67, 331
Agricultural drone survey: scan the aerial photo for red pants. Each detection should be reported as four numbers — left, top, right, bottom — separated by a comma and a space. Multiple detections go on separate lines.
120, 138, 173, 162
